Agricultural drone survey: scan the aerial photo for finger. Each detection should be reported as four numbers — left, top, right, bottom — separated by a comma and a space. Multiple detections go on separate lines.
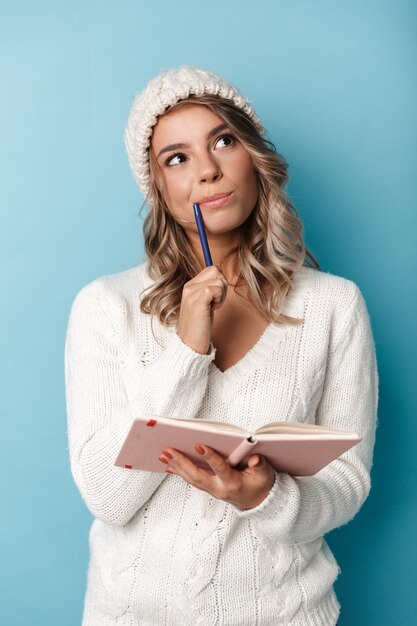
197, 285, 225, 309
188, 268, 229, 293
191, 265, 225, 284
161, 448, 216, 487
245, 455, 275, 482
194, 277, 228, 294
247, 454, 263, 469
195, 445, 236, 478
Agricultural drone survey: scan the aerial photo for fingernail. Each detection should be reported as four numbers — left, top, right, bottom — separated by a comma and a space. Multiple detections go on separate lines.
253, 456, 263, 468
159, 455, 169, 464
165, 469, 174, 474
194, 445, 205, 455
162, 450, 173, 459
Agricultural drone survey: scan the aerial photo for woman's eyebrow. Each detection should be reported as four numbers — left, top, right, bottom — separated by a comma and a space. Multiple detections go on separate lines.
156, 123, 229, 159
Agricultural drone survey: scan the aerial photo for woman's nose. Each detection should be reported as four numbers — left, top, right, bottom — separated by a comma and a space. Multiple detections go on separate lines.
198, 155, 222, 184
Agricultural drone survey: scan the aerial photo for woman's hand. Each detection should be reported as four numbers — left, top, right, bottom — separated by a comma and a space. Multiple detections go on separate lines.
177, 266, 228, 355
159, 445, 276, 511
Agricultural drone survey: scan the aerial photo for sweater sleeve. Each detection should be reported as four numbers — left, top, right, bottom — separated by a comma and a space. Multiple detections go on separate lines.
235, 285, 378, 544
65, 279, 215, 527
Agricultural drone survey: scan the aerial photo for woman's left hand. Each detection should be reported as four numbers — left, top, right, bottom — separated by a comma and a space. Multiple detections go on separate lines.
159, 445, 276, 511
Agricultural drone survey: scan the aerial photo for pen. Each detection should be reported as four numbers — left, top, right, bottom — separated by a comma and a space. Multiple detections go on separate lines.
193, 203, 213, 267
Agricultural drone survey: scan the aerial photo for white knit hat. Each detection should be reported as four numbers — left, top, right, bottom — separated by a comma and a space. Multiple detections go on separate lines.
124, 65, 264, 198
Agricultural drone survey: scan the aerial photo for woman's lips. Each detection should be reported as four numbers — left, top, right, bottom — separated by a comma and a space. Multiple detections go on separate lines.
198, 192, 232, 209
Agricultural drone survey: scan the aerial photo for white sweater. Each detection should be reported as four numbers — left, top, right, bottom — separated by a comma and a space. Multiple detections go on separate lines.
65, 263, 378, 626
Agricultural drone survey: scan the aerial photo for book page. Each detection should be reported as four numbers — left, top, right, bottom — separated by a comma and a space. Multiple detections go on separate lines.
137, 415, 356, 438
254, 421, 356, 436
143, 415, 249, 435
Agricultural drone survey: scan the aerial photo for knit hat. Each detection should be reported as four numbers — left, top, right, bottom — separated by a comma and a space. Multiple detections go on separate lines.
124, 65, 264, 198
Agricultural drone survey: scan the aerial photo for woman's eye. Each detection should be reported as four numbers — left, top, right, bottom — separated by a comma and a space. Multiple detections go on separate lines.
166, 153, 186, 166
164, 136, 234, 165
214, 134, 235, 149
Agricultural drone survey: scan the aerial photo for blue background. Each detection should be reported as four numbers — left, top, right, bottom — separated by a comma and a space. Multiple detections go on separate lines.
1, 1, 416, 624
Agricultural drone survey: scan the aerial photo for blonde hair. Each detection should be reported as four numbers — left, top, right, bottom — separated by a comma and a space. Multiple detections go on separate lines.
140, 94, 320, 326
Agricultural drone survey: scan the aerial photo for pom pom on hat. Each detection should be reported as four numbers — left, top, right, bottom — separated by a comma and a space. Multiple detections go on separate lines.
124, 65, 264, 198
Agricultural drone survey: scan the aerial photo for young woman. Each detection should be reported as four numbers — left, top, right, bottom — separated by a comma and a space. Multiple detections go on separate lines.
65, 66, 378, 625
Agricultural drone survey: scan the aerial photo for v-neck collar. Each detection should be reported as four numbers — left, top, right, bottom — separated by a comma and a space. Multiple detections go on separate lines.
208, 321, 278, 382
207, 267, 311, 385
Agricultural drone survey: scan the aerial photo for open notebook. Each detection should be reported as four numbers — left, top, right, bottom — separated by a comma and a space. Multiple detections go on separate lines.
115, 415, 362, 476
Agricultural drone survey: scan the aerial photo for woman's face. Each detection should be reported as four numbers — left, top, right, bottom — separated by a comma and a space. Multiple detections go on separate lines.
150, 104, 258, 237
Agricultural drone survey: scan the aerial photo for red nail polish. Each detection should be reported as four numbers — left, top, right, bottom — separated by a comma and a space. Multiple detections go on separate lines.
159, 455, 169, 464
163, 450, 173, 459
195, 445, 205, 455
165, 469, 174, 474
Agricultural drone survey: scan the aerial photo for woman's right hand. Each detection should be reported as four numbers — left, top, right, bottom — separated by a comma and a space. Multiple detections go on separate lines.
177, 266, 228, 354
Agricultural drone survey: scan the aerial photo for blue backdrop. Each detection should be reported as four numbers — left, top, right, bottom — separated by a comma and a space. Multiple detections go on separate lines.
1, 1, 416, 624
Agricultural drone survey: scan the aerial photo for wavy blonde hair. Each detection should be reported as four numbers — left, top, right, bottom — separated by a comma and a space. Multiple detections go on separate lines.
140, 94, 320, 326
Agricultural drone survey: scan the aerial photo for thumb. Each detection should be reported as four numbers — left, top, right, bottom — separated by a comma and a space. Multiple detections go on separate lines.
247, 454, 263, 469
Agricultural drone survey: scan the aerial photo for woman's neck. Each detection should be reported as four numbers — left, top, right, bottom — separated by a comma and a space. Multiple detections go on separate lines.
188, 229, 242, 282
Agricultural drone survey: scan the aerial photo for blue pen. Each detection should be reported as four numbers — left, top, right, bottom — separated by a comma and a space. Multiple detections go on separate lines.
193, 203, 213, 267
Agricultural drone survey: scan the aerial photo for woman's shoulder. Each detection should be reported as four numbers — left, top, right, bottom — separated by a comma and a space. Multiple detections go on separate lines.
296, 265, 362, 310
295, 266, 372, 347
68, 262, 151, 321
79, 262, 150, 294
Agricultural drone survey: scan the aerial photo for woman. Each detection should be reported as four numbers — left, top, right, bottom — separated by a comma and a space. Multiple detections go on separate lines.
65, 66, 378, 625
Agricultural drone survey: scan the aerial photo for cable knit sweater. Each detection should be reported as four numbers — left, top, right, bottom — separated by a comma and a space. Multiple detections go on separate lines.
65, 263, 378, 626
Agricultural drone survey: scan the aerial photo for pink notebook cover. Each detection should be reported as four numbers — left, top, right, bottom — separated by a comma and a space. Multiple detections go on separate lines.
114, 416, 361, 477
